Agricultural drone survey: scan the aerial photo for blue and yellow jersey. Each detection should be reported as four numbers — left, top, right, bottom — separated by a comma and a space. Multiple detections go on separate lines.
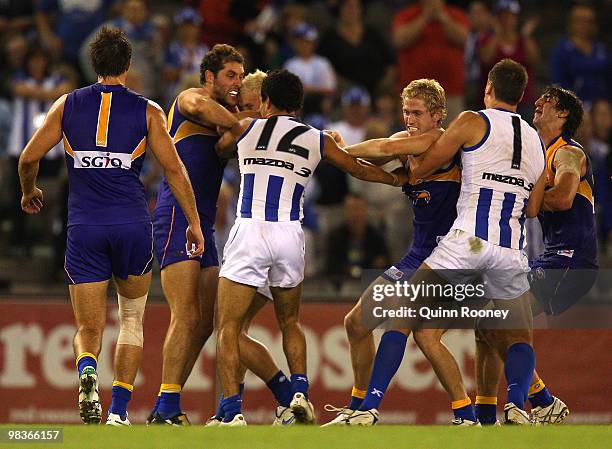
62, 83, 149, 226
540, 134, 597, 265
402, 155, 461, 261
155, 98, 226, 225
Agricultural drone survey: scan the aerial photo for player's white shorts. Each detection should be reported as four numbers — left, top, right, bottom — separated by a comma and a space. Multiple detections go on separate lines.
219, 217, 305, 289
425, 229, 530, 300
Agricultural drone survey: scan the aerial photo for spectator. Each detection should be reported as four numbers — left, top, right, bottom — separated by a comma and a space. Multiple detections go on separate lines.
392, 0, 468, 123
328, 86, 371, 146
590, 99, 612, 250
7, 46, 73, 254
326, 193, 390, 279
550, 3, 610, 106
478, 0, 539, 117
161, 8, 208, 108
0, 0, 34, 35
319, 0, 395, 95
81, 0, 163, 99
198, 0, 261, 47
464, 1, 493, 110
284, 22, 336, 96
35, 0, 114, 70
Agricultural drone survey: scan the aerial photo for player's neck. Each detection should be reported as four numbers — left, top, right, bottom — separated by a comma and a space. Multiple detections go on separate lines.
537, 125, 563, 148
265, 108, 294, 118
485, 100, 517, 113
97, 74, 127, 86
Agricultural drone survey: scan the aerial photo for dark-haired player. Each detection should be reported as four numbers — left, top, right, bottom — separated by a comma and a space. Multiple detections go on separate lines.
214, 69, 409, 425
147, 44, 243, 425
18, 27, 204, 426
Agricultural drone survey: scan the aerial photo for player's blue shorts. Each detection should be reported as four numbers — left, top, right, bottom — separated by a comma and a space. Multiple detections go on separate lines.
153, 206, 218, 270
65, 222, 154, 284
529, 252, 598, 315
381, 251, 424, 282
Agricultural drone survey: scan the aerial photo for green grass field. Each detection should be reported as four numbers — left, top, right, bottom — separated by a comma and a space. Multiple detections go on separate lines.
1, 425, 611, 449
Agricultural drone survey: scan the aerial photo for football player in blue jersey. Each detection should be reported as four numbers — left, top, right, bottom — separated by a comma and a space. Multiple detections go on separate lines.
18, 27, 204, 426
322, 79, 478, 426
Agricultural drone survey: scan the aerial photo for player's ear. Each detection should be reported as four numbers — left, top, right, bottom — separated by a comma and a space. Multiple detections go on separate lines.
557, 109, 569, 119
205, 69, 215, 85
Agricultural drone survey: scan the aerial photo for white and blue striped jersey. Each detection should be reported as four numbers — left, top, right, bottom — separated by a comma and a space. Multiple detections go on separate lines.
452, 108, 545, 250
236, 115, 323, 222
8, 74, 65, 159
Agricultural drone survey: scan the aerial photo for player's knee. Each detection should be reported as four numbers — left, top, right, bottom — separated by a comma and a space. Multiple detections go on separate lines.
344, 311, 363, 338
116, 292, 147, 347
76, 322, 104, 339
413, 329, 441, 350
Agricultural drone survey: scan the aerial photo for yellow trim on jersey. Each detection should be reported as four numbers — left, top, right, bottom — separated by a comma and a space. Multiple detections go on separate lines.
167, 100, 176, 132
173, 120, 217, 144
409, 164, 461, 185
130, 136, 147, 161
112, 380, 134, 391
96, 92, 112, 147
546, 136, 594, 206
577, 180, 594, 206
160, 206, 175, 268
62, 133, 75, 157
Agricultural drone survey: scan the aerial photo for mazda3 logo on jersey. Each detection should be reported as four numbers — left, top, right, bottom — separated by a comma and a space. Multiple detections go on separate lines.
243, 157, 295, 170
482, 172, 533, 191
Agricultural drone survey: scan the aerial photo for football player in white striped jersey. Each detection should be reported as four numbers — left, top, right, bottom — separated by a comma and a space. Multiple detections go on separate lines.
406, 59, 547, 425
213, 69, 408, 425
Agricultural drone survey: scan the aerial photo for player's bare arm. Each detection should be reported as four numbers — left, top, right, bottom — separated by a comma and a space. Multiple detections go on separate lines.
215, 118, 253, 158
177, 88, 238, 130
322, 133, 408, 187
146, 101, 204, 257
344, 128, 442, 159
18, 94, 66, 214
525, 169, 547, 218
410, 111, 485, 178
542, 145, 586, 212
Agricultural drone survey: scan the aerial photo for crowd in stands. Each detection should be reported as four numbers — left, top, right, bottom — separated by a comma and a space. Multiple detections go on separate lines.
0, 0, 610, 283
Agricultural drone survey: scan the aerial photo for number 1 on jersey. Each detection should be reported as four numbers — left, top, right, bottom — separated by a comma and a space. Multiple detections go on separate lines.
96, 92, 112, 147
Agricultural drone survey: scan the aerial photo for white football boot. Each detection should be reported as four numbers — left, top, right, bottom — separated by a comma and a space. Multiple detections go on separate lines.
321, 405, 352, 427
219, 414, 247, 427
504, 403, 531, 425
290, 393, 315, 424
205, 415, 223, 427
78, 366, 102, 424
531, 396, 570, 425
345, 409, 379, 426
106, 412, 131, 426
272, 406, 296, 426
451, 417, 481, 426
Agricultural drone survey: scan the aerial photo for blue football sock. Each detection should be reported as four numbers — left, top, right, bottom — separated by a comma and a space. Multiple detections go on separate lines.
239, 383, 245, 398
109, 384, 132, 418
215, 394, 224, 419
290, 373, 309, 398
348, 389, 365, 411
266, 371, 293, 407
453, 401, 477, 422
359, 331, 407, 411
220, 394, 242, 422
475, 396, 498, 425
76, 353, 97, 376
150, 395, 161, 415
158, 392, 181, 419
504, 343, 535, 409
529, 386, 554, 408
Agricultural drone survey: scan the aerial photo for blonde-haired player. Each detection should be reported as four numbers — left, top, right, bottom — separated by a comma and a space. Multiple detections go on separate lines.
323, 79, 478, 426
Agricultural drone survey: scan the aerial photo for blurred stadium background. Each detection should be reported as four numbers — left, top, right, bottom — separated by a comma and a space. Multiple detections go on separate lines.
0, 0, 610, 425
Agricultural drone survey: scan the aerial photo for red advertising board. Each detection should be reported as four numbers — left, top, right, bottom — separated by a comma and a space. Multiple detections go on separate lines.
0, 301, 610, 424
